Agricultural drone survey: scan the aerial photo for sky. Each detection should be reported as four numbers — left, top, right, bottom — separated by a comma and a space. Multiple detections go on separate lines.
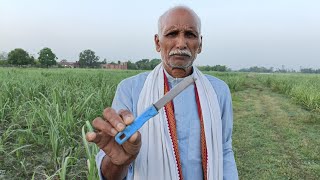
0, 0, 319, 70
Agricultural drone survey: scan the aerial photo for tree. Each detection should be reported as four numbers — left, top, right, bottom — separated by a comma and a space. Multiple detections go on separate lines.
0, 60, 8, 66
136, 59, 150, 70
300, 68, 320, 74
8, 48, 33, 66
212, 65, 227, 72
38, 47, 57, 67
127, 60, 137, 70
239, 66, 273, 73
197, 65, 229, 72
149, 59, 161, 69
79, 49, 100, 68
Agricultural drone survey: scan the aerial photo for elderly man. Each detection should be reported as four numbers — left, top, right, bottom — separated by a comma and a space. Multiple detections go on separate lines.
86, 6, 238, 180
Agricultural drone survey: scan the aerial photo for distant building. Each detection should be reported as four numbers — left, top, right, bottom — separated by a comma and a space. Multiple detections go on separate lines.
101, 62, 127, 70
58, 60, 79, 68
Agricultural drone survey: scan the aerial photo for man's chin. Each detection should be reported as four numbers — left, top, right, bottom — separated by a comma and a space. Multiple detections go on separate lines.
167, 64, 194, 77
168, 62, 193, 69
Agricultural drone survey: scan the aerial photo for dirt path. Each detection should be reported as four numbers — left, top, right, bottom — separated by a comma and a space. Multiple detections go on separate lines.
232, 87, 320, 179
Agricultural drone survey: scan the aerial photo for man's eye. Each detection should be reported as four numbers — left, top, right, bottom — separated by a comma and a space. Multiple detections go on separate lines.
166, 32, 177, 37
186, 32, 196, 38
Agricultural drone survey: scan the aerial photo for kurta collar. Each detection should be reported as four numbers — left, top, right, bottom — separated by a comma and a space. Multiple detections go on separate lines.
163, 67, 195, 85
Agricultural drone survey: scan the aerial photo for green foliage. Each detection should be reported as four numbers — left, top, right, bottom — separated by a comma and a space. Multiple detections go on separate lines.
300, 68, 320, 74
0, 60, 9, 66
149, 59, 161, 69
197, 65, 228, 72
127, 60, 137, 69
132, 58, 161, 70
233, 88, 320, 179
0, 68, 319, 179
204, 71, 248, 92
38, 47, 57, 68
0, 68, 139, 179
79, 49, 100, 68
258, 74, 320, 112
82, 121, 99, 180
7, 48, 34, 66
136, 59, 151, 69
239, 66, 274, 73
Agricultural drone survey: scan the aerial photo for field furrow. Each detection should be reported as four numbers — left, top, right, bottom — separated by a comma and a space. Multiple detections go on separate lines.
233, 88, 320, 179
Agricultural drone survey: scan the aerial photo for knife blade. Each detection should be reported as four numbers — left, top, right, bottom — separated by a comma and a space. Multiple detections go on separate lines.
115, 75, 196, 145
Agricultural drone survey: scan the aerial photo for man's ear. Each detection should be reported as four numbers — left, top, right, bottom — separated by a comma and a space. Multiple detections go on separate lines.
154, 34, 161, 52
197, 36, 202, 54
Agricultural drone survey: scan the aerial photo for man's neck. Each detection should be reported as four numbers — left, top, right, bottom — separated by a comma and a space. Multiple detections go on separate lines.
163, 66, 193, 78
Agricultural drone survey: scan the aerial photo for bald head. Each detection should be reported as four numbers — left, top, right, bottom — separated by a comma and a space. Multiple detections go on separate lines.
158, 6, 201, 35
154, 6, 203, 78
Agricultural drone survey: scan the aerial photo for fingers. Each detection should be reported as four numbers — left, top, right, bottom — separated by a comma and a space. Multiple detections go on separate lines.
123, 131, 141, 155
103, 108, 126, 131
103, 108, 137, 143
118, 109, 134, 125
128, 131, 139, 143
85, 131, 105, 145
86, 130, 114, 152
92, 117, 117, 136
85, 132, 98, 142
118, 110, 138, 144
87, 108, 142, 165
91, 108, 137, 144
86, 117, 116, 147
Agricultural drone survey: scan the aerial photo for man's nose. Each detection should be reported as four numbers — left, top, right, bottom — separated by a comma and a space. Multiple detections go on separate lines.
175, 35, 187, 49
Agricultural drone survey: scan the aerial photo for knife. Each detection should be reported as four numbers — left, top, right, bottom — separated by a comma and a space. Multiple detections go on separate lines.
115, 75, 196, 145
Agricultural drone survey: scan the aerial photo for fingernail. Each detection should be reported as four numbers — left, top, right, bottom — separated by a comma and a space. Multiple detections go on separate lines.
111, 128, 117, 135
124, 115, 133, 123
86, 132, 95, 141
117, 123, 125, 131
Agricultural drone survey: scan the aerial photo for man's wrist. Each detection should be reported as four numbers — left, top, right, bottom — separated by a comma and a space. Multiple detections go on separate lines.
101, 155, 129, 180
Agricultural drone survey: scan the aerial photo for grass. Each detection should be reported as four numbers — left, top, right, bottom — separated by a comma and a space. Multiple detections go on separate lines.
0, 68, 139, 179
0, 68, 319, 179
232, 80, 320, 179
257, 73, 320, 112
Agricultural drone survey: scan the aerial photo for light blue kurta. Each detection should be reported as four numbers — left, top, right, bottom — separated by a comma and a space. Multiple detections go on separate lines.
96, 70, 238, 180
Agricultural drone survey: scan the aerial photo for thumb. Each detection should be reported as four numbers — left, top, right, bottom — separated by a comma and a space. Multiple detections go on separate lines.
86, 132, 102, 144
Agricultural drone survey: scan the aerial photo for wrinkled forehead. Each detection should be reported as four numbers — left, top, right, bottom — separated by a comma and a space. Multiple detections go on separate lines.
158, 7, 201, 34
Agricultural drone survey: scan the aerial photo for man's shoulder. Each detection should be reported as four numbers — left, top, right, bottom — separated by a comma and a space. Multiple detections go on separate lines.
204, 74, 230, 91
203, 74, 231, 102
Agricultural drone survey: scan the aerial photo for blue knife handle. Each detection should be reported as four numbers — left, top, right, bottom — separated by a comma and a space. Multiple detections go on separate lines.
115, 105, 158, 145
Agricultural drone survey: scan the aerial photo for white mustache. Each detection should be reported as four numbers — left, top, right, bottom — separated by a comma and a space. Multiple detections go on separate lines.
169, 49, 192, 57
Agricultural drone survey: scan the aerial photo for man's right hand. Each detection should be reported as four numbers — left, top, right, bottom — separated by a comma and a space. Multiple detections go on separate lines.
86, 108, 141, 170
